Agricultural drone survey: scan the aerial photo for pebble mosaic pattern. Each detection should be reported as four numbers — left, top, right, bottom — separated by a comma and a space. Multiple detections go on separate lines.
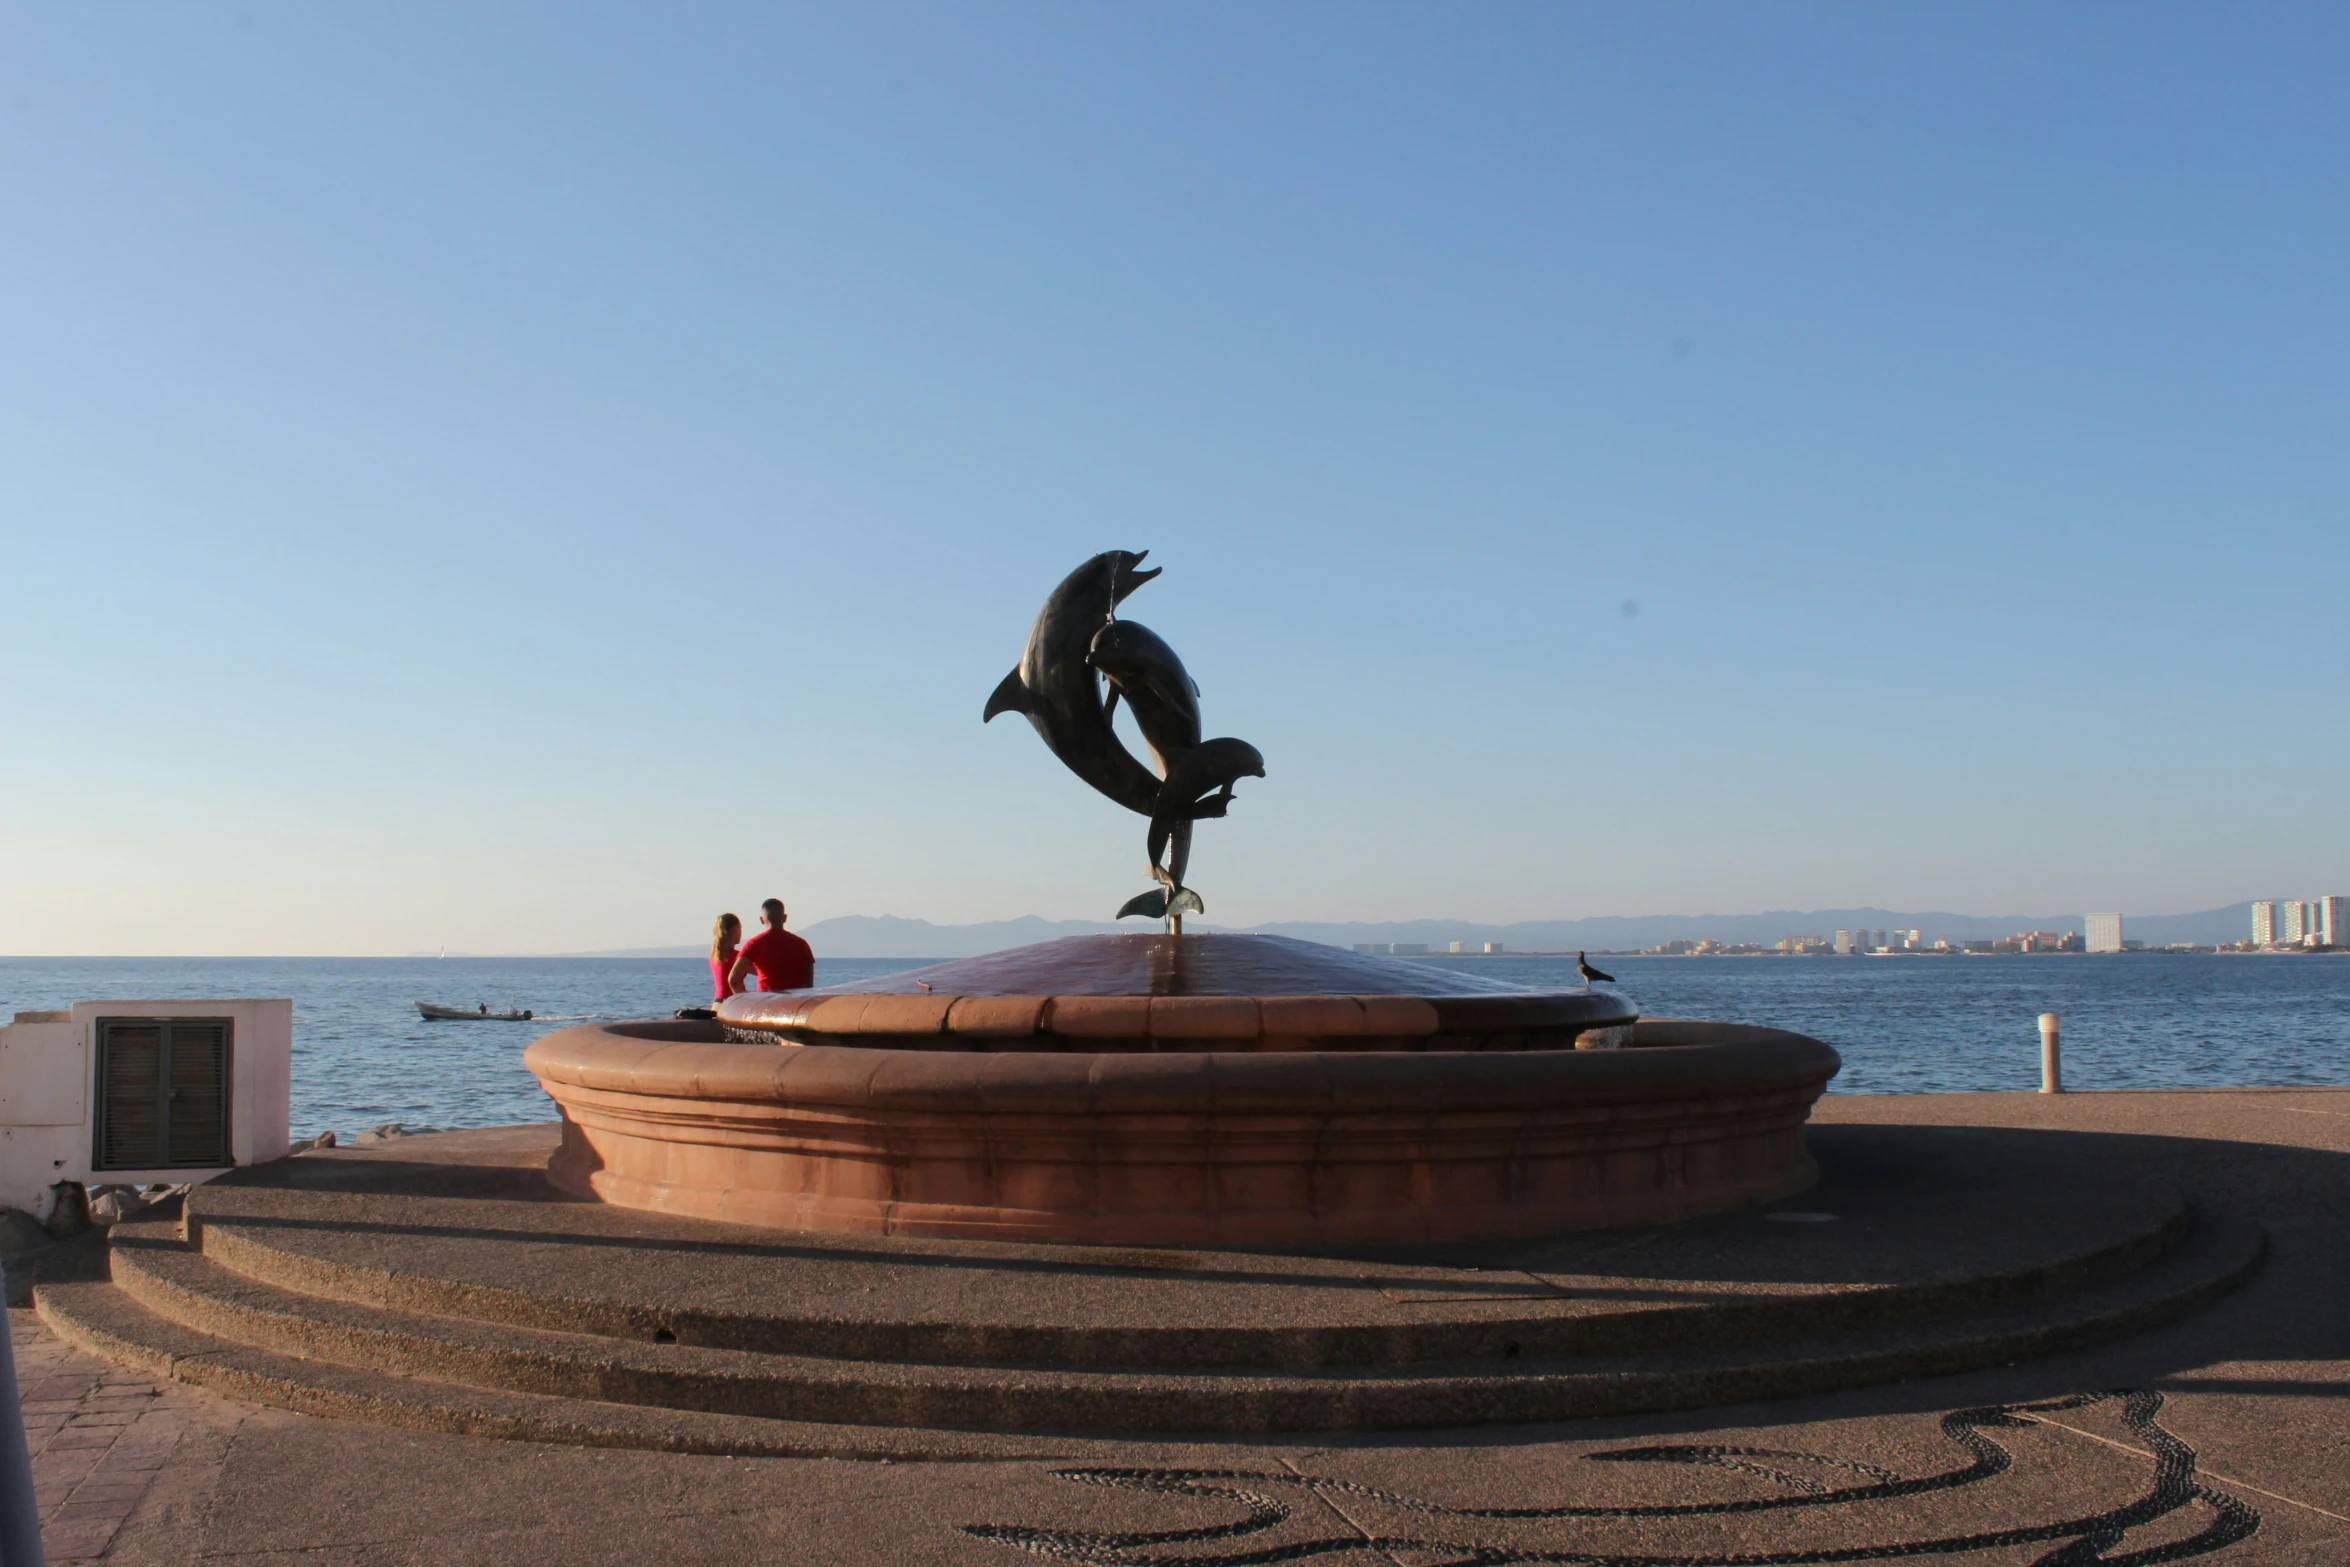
963, 1391, 2258, 1565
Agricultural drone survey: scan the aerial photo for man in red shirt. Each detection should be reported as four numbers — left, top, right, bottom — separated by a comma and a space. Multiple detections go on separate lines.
726, 898, 815, 994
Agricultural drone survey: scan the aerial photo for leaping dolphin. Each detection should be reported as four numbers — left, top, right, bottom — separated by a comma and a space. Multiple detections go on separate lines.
1086, 618, 1200, 773
983, 551, 1162, 818
1114, 739, 1267, 920
1088, 620, 1265, 916
987, 549, 1267, 926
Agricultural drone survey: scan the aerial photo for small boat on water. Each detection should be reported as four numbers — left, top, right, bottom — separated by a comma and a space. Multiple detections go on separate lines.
416, 1002, 534, 1022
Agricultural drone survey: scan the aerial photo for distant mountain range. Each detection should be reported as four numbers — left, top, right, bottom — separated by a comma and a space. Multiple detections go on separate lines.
572, 903, 2257, 959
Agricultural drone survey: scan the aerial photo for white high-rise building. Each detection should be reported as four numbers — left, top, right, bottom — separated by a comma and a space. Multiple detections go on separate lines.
2321, 897, 2347, 948
2252, 901, 2281, 946
2085, 913, 2124, 953
2285, 902, 2311, 945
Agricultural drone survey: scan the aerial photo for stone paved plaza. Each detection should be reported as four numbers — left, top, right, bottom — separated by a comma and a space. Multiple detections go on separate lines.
16, 1088, 2349, 1565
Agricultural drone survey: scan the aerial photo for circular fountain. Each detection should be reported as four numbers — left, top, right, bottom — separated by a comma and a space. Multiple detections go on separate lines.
525, 933, 1837, 1246
527, 554, 1838, 1245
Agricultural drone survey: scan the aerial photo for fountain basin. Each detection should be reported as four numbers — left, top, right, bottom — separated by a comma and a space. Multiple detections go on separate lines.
527, 943, 1837, 1245
713, 933, 1640, 1052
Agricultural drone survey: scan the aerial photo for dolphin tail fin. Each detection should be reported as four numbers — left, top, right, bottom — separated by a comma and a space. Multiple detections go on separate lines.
982, 668, 1029, 723
1117, 888, 1169, 921
1115, 886, 1202, 921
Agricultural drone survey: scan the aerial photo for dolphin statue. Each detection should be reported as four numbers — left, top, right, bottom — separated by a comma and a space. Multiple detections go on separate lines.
1086, 618, 1200, 773
986, 550, 1265, 926
983, 551, 1162, 817
1088, 620, 1266, 918
1115, 739, 1268, 920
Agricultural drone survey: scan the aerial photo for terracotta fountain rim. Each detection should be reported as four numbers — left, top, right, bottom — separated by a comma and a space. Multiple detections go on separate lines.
751, 931, 1594, 1000
715, 988, 1639, 1044
713, 932, 1639, 1045
527, 1018, 1836, 1111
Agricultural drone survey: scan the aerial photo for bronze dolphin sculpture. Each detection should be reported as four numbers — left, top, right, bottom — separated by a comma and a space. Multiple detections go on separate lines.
1086, 618, 1199, 771
1087, 620, 1264, 917
1115, 739, 1268, 920
985, 550, 1265, 925
983, 550, 1162, 817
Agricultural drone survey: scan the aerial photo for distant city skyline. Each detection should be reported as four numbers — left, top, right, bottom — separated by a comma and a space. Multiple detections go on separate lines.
5, 7, 2346, 956
77, 895, 2311, 960
2086, 913, 2125, 954
501, 900, 2266, 962
2251, 897, 2343, 949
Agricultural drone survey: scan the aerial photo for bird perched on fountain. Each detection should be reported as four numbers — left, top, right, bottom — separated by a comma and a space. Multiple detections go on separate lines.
1576, 951, 1614, 988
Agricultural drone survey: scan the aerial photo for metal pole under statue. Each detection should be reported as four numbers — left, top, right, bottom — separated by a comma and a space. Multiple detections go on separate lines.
0, 1264, 44, 1567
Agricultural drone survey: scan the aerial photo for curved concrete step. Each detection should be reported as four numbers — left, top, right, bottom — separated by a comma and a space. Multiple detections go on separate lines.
31, 1278, 1062, 1462
62, 1208, 2263, 1435
185, 1197, 2191, 1371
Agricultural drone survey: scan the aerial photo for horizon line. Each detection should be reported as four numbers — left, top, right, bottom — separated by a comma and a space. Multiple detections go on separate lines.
0, 897, 2263, 962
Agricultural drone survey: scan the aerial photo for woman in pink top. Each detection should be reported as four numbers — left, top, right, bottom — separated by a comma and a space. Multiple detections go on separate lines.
709, 912, 743, 1002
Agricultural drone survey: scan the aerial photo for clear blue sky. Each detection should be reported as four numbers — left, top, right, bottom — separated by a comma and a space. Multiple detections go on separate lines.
4, 4, 2344, 955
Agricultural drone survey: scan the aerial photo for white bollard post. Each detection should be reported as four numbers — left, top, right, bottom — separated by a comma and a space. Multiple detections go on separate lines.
0, 1263, 44, 1567
2039, 1013, 2063, 1094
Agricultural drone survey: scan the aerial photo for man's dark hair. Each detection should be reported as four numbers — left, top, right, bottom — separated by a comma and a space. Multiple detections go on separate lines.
760, 898, 786, 923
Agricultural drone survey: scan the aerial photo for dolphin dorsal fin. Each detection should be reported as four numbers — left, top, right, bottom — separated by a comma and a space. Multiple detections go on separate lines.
982, 667, 1030, 722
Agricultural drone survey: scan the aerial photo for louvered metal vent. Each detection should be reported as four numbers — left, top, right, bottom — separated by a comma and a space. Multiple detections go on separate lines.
94, 1018, 233, 1170
97, 1022, 165, 1169
166, 1021, 231, 1166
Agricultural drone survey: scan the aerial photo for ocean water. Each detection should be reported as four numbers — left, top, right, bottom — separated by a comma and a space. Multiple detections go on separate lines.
0, 956, 927, 1143
2, 952, 2343, 1139
1463, 953, 2350, 1096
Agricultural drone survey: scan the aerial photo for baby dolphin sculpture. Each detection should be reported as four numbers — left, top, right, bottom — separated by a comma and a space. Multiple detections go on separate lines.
1087, 619, 1265, 918
984, 551, 1265, 926
1127, 738, 1265, 919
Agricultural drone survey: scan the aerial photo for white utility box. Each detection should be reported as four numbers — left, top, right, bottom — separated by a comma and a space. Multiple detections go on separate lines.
0, 1000, 291, 1216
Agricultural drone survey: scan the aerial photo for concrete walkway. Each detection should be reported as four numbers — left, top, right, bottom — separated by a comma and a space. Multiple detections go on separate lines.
12, 1315, 189, 1565
17, 1088, 2350, 1566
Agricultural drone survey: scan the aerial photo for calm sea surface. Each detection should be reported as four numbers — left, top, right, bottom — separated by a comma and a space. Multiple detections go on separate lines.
2, 953, 2343, 1139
